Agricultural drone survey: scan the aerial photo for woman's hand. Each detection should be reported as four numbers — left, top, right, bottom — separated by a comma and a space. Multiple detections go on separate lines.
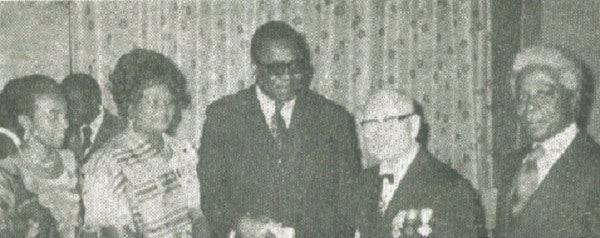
237, 215, 282, 238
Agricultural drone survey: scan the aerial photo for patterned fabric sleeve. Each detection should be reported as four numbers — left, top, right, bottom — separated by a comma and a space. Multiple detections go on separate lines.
0, 158, 60, 237
0, 164, 16, 233
82, 140, 133, 231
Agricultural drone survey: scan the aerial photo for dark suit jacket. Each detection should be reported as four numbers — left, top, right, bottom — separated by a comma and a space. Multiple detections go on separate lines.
346, 148, 485, 238
495, 132, 600, 238
199, 86, 361, 238
65, 109, 127, 164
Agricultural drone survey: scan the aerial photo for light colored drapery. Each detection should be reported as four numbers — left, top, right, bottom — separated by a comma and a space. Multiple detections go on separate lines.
0, 2, 69, 83
70, 0, 492, 189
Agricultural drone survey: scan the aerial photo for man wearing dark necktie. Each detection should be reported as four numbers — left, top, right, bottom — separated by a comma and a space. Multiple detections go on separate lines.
345, 89, 485, 238
61, 74, 126, 165
199, 21, 361, 238
495, 47, 600, 237
272, 101, 287, 149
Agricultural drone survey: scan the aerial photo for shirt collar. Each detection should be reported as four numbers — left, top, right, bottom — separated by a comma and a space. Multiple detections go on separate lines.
255, 85, 296, 127
82, 106, 104, 142
537, 123, 577, 154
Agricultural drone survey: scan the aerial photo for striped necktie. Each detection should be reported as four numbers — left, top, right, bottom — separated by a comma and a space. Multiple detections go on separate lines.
512, 144, 545, 215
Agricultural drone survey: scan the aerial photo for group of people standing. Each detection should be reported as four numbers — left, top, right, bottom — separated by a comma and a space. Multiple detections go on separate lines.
0, 49, 204, 237
0, 20, 597, 238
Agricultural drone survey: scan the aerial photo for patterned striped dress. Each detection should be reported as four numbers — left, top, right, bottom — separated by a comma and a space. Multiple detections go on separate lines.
82, 130, 202, 238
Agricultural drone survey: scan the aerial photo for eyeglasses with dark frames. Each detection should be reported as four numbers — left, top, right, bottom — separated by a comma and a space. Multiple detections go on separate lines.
256, 59, 309, 76
360, 113, 416, 127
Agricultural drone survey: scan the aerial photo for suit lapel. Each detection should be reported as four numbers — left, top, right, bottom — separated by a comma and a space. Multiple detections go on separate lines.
240, 86, 280, 158
280, 91, 320, 198
383, 149, 429, 222
511, 132, 587, 216
356, 166, 384, 237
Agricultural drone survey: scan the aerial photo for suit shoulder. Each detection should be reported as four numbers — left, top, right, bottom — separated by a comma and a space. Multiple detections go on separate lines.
428, 154, 462, 179
205, 88, 253, 116
581, 133, 600, 157
427, 154, 475, 190
495, 147, 529, 184
305, 91, 352, 116
104, 111, 127, 127
575, 134, 600, 175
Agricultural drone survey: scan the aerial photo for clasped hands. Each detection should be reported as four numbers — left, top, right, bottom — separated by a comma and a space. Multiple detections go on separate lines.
237, 215, 294, 238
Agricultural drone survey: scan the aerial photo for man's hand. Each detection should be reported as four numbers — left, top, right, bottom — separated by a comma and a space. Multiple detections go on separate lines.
237, 216, 275, 238
264, 222, 294, 238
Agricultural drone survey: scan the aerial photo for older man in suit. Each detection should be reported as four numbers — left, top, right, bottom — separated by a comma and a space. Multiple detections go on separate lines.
199, 21, 361, 238
346, 89, 485, 238
495, 46, 600, 237
61, 74, 126, 164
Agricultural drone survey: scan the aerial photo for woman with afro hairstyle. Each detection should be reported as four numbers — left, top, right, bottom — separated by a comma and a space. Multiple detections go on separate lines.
81, 49, 208, 237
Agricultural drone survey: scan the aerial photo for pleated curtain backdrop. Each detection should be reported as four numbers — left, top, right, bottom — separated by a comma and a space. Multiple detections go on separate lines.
69, 0, 492, 190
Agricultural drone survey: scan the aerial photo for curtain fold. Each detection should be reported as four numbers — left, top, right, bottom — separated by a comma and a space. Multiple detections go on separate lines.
70, 0, 492, 189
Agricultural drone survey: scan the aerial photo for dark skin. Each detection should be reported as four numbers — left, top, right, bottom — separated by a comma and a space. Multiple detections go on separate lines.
254, 38, 310, 102
517, 69, 576, 142
17, 93, 69, 179
238, 38, 313, 237
63, 86, 101, 128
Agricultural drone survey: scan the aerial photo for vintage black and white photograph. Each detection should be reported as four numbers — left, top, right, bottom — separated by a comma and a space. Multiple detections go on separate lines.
0, 1, 598, 237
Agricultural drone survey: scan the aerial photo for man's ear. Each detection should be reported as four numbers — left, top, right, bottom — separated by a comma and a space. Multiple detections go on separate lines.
17, 115, 32, 134
409, 115, 421, 140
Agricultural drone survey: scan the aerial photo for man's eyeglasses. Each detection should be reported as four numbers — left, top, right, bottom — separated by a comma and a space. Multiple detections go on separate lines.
257, 59, 309, 76
517, 86, 560, 110
360, 113, 416, 127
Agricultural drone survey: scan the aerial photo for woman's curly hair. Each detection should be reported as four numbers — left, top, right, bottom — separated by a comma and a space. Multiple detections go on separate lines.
109, 48, 191, 134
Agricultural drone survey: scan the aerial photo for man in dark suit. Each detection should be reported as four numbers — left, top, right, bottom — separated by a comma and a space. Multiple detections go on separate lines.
346, 89, 484, 238
61, 74, 126, 164
495, 46, 600, 237
199, 21, 361, 238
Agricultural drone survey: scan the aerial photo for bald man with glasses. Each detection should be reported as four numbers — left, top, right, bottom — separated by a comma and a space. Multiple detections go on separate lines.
344, 89, 485, 238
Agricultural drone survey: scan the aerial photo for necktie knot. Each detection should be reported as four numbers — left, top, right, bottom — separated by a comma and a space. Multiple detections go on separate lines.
529, 144, 546, 160
512, 143, 545, 215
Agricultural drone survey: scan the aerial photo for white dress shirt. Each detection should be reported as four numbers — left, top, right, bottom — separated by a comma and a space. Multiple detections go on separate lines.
256, 86, 296, 128
533, 123, 577, 186
379, 145, 420, 212
81, 107, 104, 155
